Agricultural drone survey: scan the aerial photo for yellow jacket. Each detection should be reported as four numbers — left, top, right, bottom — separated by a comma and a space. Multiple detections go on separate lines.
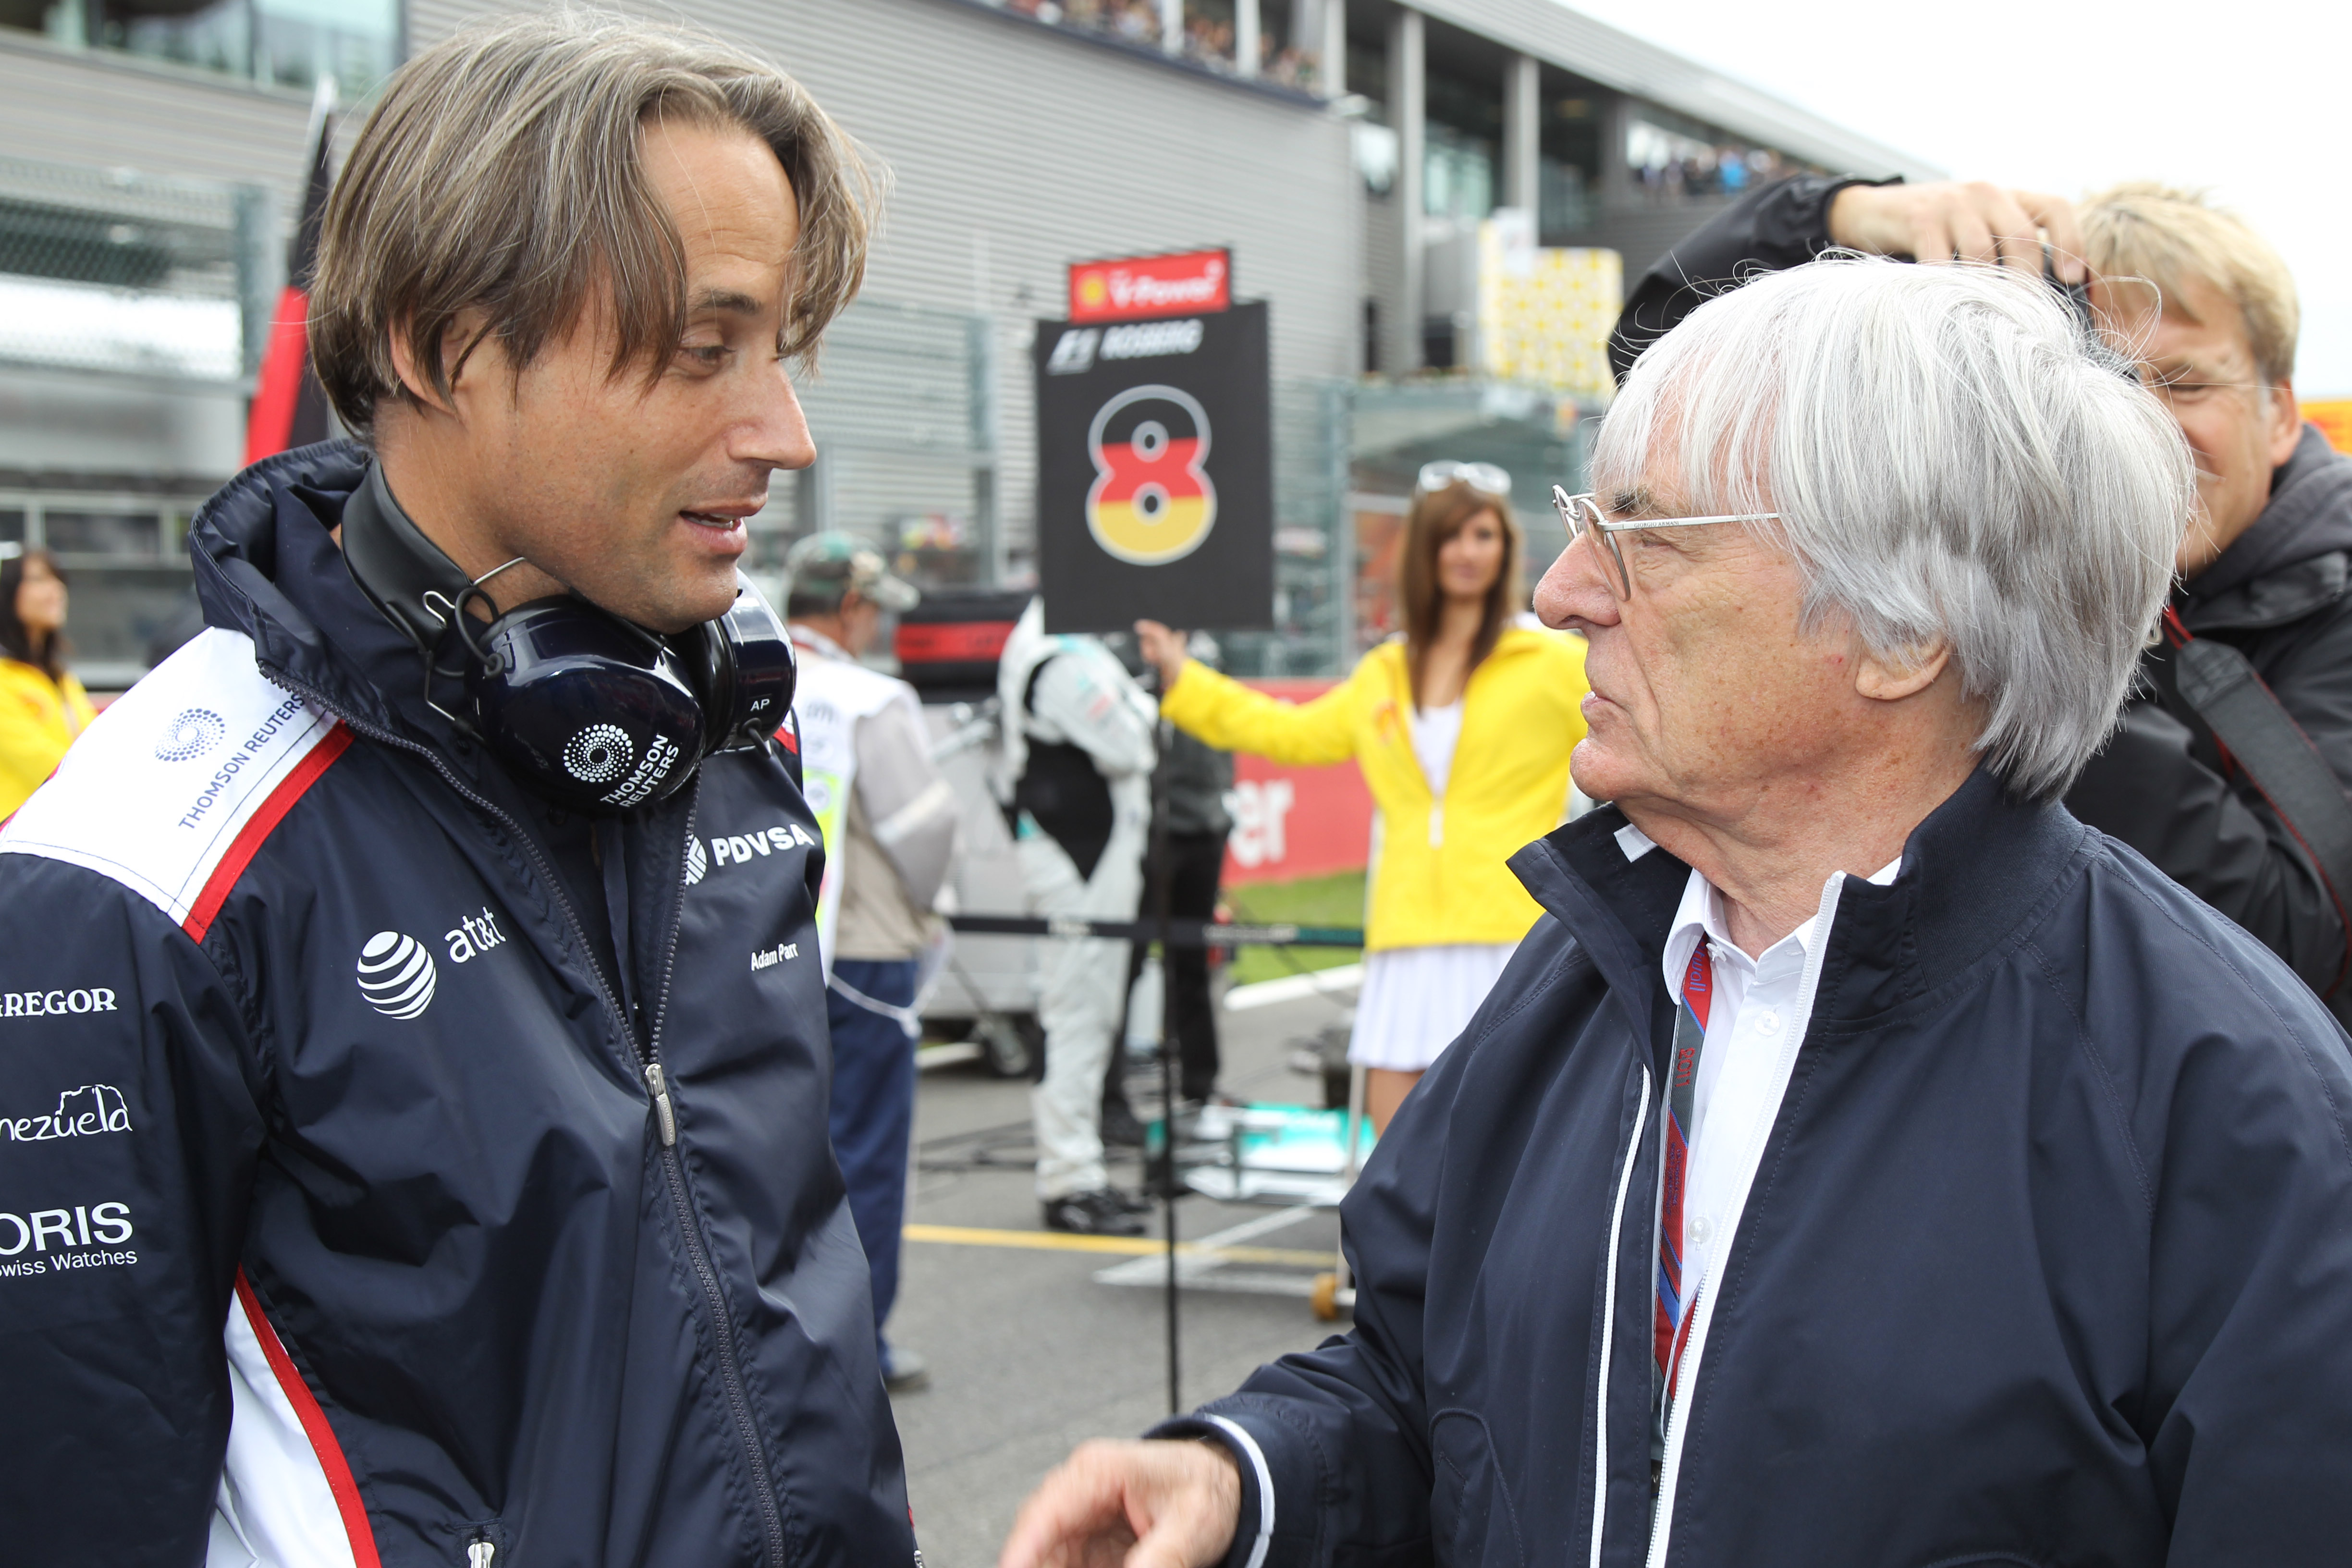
1162, 626, 1588, 950
0, 659, 97, 820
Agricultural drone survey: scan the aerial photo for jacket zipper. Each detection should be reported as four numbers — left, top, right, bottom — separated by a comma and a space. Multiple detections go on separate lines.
1642, 873, 1853, 1568
1645, 1270, 1705, 1568
638, 812, 795, 1568
261, 670, 792, 1568
1589, 1063, 1653, 1568
645, 1063, 678, 1146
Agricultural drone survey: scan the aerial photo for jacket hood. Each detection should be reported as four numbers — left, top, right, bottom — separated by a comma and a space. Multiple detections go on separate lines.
1509, 767, 2091, 1049
185, 438, 452, 747
2182, 424, 2352, 630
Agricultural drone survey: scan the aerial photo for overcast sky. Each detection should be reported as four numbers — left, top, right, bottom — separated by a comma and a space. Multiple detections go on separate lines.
1562, 0, 2352, 397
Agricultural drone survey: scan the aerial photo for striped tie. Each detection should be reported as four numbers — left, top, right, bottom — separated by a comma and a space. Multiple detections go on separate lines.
1656, 941, 1713, 1416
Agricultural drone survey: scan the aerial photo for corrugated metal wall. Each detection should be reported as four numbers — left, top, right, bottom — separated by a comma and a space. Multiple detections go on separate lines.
0, 35, 316, 196
407, 0, 1362, 595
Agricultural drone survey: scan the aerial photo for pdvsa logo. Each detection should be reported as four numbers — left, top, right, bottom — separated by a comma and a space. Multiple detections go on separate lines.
684, 833, 710, 886
1085, 384, 1216, 565
356, 932, 437, 1018
154, 708, 225, 762
700, 822, 818, 876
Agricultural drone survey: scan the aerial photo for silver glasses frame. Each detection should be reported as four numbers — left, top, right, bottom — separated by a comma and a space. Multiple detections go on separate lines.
1550, 486, 1780, 598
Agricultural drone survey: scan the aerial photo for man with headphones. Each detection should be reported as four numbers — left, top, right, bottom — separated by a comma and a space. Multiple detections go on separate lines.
0, 14, 917, 1566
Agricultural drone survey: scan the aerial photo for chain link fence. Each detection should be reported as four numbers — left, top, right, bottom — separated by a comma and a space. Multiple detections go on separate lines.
0, 153, 265, 384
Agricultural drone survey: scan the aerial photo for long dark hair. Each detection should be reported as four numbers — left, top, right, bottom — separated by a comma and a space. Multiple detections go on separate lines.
1397, 482, 1522, 707
0, 550, 68, 678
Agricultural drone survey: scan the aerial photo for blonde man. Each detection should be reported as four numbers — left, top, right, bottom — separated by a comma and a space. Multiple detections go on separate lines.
1613, 177, 2352, 1021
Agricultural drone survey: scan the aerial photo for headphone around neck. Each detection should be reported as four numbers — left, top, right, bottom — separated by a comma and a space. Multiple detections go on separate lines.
341, 461, 795, 814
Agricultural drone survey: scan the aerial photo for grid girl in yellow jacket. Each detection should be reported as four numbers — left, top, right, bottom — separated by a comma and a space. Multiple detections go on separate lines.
0, 550, 97, 821
1138, 467, 1588, 1130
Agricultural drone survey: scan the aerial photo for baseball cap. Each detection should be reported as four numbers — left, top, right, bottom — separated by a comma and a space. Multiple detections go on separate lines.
782, 531, 919, 613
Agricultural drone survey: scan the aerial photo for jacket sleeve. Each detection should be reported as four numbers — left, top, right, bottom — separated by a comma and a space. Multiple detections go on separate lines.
2067, 693, 2349, 1004
1149, 1031, 1459, 1565
2141, 964, 2352, 1559
1029, 648, 1159, 779
1608, 173, 1892, 383
850, 696, 958, 911
1161, 656, 1364, 768
0, 855, 265, 1566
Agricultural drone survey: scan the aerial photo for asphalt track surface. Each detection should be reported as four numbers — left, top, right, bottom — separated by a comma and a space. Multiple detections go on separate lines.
889, 975, 1359, 1566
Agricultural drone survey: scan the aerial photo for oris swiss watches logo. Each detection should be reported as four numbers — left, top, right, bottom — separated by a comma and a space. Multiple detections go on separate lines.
355, 931, 437, 1018
154, 708, 226, 762
563, 723, 634, 784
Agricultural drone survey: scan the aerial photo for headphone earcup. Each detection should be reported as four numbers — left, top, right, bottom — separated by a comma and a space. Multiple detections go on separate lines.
690, 575, 797, 754
467, 600, 708, 814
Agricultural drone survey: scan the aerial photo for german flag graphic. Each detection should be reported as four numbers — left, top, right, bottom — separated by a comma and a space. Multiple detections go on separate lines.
1084, 384, 1218, 565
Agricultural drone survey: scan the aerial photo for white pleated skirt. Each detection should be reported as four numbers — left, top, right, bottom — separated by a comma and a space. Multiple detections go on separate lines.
1348, 942, 1519, 1071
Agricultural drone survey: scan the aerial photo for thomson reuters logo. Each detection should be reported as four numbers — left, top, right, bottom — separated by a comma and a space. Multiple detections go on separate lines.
154, 708, 225, 762
563, 723, 633, 784
355, 932, 437, 1018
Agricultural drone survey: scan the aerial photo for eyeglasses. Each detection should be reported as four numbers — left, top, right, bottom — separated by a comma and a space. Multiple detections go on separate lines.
2139, 375, 2277, 410
1418, 460, 1512, 498
1551, 487, 1780, 600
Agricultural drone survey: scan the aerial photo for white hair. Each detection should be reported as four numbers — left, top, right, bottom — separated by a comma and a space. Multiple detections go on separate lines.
1595, 256, 2194, 801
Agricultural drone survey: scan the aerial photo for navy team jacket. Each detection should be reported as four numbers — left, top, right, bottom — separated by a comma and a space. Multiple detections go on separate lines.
1167, 770, 2352, 1566
0, 442, 916, 1567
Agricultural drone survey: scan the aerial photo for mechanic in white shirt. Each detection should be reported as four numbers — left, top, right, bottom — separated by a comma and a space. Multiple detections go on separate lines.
996, 598, 1160, 1235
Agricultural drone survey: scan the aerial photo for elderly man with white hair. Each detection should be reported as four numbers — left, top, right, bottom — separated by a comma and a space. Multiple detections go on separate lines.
999, 257, 2352, 1568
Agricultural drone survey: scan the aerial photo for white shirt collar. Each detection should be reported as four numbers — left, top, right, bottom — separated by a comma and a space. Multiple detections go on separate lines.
787, 623, 851, 662
1616, 819, 1900, 991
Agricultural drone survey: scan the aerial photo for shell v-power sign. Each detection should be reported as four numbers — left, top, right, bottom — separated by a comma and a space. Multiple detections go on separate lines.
1034, 248, 1274, 634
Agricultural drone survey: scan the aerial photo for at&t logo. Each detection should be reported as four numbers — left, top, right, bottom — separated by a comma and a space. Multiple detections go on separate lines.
355, 932, 437, 1018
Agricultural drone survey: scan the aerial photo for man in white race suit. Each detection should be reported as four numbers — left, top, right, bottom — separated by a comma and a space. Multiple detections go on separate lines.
997, 598, 1158, 1235
784, 532, 957, 1392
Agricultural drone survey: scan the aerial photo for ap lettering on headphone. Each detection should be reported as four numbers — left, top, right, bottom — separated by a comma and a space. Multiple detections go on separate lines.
341, 459, 797, 813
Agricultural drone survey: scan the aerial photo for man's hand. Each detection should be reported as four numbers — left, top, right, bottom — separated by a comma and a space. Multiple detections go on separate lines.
1134, 620, 1190, 692
998, 1438, 1242, 1568
1828, 180, 2084, 281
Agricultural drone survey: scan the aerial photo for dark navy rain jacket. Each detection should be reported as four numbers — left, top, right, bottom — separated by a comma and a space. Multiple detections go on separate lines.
1167, 772, 2352, 1566
0, 442, 916, 1567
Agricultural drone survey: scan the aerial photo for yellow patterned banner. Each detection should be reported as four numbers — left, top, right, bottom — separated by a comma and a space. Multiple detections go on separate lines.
1478, 216, 1622, 402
